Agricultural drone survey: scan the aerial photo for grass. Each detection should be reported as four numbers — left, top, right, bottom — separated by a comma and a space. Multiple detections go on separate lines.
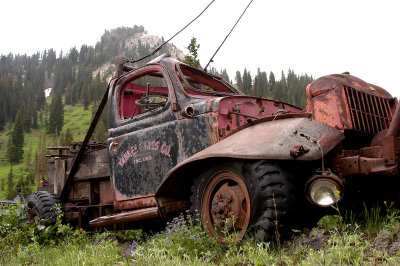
4, 239, 123, 265
63, 103, 93, 141
2, 204, 400, 265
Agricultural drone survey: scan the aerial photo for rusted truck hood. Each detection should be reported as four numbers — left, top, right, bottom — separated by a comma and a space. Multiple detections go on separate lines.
189, 95, 303, 141
307, 73, 392, 99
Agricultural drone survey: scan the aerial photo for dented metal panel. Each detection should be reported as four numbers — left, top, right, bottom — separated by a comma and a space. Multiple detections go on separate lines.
157, 116, 344, 196
175, 116, 343, 161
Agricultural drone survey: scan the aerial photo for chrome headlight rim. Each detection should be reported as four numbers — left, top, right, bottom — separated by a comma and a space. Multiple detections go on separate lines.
305, 174, 344, 207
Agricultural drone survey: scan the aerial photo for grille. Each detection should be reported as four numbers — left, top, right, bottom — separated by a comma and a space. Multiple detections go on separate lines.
344, 86, 393, 135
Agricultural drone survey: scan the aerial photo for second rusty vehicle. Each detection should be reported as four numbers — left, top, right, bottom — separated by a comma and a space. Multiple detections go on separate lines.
27, 54, 400, 241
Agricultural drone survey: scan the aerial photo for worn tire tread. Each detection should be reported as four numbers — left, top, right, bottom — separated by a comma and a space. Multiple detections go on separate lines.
27, 191, 60, 223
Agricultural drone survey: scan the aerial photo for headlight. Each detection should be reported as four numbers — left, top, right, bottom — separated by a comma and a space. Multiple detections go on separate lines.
305, 172, 343, 207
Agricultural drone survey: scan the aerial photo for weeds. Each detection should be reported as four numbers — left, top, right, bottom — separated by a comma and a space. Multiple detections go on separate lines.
1, 203, 400, 265
126, 211, 222, 264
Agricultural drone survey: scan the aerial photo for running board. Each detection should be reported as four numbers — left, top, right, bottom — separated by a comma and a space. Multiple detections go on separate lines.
89, 207, 159, 227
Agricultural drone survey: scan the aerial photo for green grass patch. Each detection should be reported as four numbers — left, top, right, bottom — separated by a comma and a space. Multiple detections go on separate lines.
0, 102, 93, 200
62, 103, 92, 141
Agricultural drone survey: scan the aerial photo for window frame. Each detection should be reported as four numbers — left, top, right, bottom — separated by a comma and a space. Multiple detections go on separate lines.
118, 66, 172, 121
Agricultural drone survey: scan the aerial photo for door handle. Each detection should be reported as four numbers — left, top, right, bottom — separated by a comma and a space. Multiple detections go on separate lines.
109, 141, 119, 155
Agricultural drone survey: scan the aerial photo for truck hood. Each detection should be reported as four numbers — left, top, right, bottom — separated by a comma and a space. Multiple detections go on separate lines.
190, 95, 303, 140
190, 95, 302, 117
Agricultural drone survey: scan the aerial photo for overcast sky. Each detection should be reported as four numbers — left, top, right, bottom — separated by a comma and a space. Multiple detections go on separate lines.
1, 0, 399, 97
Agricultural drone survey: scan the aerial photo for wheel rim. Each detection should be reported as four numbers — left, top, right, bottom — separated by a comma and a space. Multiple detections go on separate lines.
27, 207, 39, 222
201, 170, 251, 241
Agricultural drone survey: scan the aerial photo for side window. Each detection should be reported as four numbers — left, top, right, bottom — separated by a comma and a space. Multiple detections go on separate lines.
119, 70, 169, 119
176, 64, 238, 96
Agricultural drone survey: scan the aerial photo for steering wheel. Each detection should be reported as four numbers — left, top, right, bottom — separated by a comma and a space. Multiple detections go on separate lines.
135, 94, 168, 113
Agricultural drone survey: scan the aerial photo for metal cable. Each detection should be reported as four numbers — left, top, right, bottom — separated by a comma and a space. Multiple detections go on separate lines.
204, 0, 253, 71
128, 0, 216, 64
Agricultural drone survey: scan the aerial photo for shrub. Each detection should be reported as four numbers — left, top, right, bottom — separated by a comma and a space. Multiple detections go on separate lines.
127, 212, 222, 264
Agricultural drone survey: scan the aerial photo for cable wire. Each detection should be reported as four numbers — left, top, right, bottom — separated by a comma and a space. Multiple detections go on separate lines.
204, 0, 253, 72
128, 0, 215, 64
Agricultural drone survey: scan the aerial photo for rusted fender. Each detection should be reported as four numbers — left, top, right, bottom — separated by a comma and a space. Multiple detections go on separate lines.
156, 117, 344, 197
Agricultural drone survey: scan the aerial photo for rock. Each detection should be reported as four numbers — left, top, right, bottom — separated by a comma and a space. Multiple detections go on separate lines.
373, 230, 393, 252
389, 232, 400, 254
296, 229, 329, 250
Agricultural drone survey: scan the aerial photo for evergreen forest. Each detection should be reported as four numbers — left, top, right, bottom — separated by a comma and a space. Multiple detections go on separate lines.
0, 25, 313, 200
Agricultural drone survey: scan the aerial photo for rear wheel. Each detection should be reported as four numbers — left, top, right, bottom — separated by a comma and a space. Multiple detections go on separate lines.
27, 191, 60, 224
190, 160, 299, 242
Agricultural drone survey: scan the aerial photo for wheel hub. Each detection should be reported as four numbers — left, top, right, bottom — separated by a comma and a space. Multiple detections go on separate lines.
201, 170, 251, 241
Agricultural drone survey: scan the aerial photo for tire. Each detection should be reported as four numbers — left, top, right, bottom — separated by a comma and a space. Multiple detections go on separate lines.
190, 160, 299, 242
27, 191, 60, 224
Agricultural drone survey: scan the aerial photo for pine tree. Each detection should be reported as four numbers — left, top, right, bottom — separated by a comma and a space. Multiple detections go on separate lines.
46, 49, 56, 79
82, 82, 90, 110
60, 128, 73, 146
0, 101, 6, 131
235, 71, 243, 91
14, 174, 32, 197
253, 68, 268, 97
184, 37, 201, 68
47, 91, 64, 135
268, 72, 276, 94
6, 168, 14, 200
32, 101, 38, 128
280, 71, 288, 102
91, 102, 108, 142
242, 69, 252, 95
220, 69, 230, 83
7, 109, 25, 164
24, 101, 32, 133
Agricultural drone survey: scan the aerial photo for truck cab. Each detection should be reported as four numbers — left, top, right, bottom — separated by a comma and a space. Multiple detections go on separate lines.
107, 54, 301, 210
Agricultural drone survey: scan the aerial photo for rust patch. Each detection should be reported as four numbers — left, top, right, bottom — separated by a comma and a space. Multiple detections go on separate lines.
290, 145, 310, 158
89, 207, 159, 227
201, 170, 250, 242
114, 195, 157, 210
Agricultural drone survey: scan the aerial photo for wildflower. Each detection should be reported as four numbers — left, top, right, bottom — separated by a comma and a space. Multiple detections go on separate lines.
129, 240, 137, 252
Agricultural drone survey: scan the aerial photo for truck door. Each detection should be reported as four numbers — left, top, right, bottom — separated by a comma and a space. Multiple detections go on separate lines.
108, 65, 179, 203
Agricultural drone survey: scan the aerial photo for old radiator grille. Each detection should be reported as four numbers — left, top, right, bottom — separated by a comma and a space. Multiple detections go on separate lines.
344, 86, 393, 135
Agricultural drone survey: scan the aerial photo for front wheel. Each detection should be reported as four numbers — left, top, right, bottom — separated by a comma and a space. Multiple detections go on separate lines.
190, 160, 299, 242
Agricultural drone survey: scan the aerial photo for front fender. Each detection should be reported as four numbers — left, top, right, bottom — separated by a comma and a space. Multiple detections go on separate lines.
156, 116, 344, 198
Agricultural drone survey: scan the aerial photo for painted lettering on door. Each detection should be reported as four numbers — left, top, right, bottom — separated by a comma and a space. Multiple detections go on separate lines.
117, 140, 171, 168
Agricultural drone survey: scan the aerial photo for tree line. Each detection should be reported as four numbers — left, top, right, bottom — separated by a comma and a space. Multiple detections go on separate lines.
186, 37, 312, 108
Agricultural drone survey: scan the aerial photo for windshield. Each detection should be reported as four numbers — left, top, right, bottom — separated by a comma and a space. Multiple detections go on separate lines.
176, 64, 240, 96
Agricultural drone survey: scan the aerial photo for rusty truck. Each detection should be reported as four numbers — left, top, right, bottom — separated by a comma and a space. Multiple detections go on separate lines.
27, 54, 400, 241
